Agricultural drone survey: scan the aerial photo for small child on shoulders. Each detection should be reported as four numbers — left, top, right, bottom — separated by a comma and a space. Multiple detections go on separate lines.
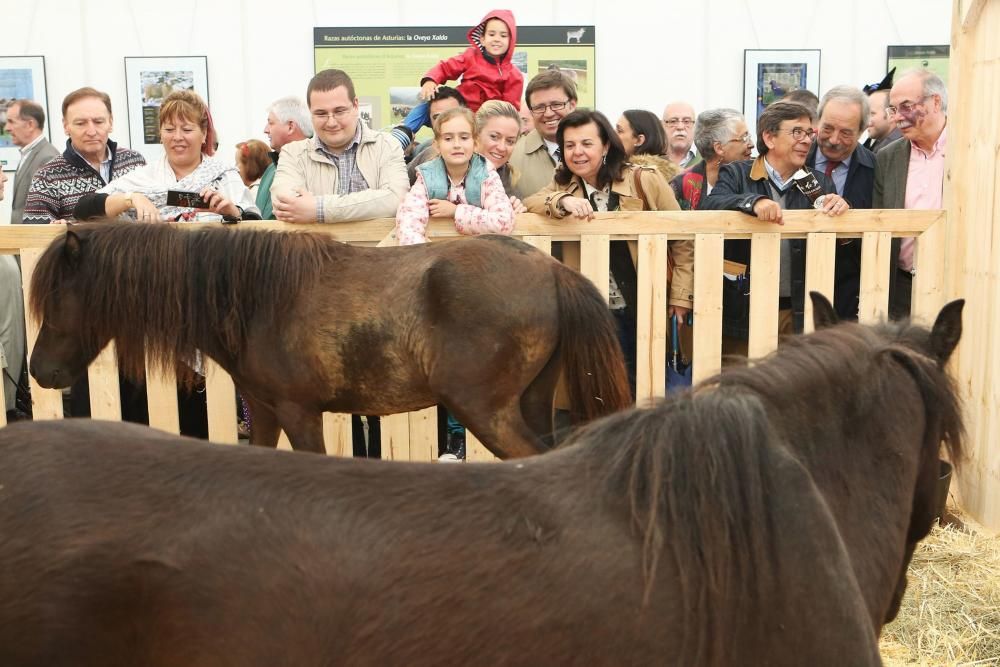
396, 107, 514, 245
391, 10, 523, 150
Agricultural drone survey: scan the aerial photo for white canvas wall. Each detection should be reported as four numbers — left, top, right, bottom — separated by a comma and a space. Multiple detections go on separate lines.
0, 0, 951, 222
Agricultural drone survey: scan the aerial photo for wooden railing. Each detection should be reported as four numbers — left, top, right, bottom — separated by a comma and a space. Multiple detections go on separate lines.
0, 209, 946, 461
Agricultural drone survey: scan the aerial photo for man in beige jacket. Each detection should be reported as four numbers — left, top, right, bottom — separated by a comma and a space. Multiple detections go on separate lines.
509, 70, 578, 200
271, 69, 408, 223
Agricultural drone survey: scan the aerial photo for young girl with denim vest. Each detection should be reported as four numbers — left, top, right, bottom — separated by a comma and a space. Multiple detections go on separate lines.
396, 107, 514, 246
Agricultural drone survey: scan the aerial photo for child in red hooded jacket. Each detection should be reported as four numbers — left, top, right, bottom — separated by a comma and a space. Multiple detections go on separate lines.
391, 10, 524, 151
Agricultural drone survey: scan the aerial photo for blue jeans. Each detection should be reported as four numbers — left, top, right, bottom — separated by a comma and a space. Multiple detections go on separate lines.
402, 101, 431, 134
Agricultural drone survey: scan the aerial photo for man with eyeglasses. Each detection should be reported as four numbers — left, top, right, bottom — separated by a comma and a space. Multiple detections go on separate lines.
661, 101, 700, 168
509, 69, 578, 199
271, 68, 408, 224
874, 69, 948, 320
805, 85, 876, 321
703, 101, 849, 340
270, 68, 409, 459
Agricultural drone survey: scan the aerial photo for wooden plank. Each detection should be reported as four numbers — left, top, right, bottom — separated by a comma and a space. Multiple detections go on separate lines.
803, 233, 837, 334
407, 407, 438, 462
380, 412, 411, 461
579, 234, 610, 301
323, 413, 352, 457
962, 0, 987, 31
86, 341, 122, 421
465, 430, 497, 462
911, 222, 947, 325
635, 234, 668, 402
19, 248, 63, 420
204, 357, 238, 444
522, 235, 552, 255
277, 431, 292, 450
0, 211, 944, 252
692, 234, 724, 383
561, 241, 581, 270
145, 355, 180, 435
858, 232, 893, 324
747, 233, 781, 357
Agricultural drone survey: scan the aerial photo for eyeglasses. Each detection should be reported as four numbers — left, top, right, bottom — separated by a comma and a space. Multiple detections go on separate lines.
778, 127, 817, 141
664, 117, 694, 127
885, 95, 932, 118
727, 132, 752, 144
311, 107, 355, 122
529, 101, 570, 116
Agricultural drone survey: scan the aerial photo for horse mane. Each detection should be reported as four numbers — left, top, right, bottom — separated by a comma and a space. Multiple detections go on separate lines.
30, 222, 344, 380
558, 316, 965, 664
704, 319, 965, 467
562, 391, 777, 664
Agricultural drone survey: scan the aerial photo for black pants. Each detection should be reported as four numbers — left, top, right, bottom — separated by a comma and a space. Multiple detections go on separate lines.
890, 269, 913, 321
351, 415, 381, 458
69, 374, 209, 439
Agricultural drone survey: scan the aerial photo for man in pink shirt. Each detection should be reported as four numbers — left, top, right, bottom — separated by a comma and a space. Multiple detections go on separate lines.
873, 69, 948, 319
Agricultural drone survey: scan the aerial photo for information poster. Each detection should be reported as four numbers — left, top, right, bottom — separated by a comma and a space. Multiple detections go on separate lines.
887, 45, 949, 85
314, 26, 595, 139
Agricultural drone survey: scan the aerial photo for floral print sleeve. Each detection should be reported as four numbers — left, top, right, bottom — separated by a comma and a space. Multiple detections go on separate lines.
395, 171, 431, 245
453, 171, 515, 236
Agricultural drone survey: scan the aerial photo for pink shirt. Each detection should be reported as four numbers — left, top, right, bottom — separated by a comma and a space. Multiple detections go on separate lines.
899, 126, 947, 272
395, 166, 514, 245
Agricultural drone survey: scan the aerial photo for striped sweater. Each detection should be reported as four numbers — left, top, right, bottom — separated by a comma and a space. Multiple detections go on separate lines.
22, 139, 146, 224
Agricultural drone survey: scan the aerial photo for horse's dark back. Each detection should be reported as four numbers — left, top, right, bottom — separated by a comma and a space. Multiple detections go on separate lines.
28, 225, 630, 457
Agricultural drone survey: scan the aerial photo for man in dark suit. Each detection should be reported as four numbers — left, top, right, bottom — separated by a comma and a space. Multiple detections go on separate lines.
807, 85, 876, 320
873, 69, 949, 319
3, 100, 59, 224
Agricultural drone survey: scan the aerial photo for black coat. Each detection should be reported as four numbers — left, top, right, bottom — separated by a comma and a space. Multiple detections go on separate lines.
702, 157, 836, 336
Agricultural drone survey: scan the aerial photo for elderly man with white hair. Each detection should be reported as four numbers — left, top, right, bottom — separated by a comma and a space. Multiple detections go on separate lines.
874, 69, 949, 319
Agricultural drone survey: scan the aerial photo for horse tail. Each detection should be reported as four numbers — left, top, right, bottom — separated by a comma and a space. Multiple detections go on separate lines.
552, 263, 632, 423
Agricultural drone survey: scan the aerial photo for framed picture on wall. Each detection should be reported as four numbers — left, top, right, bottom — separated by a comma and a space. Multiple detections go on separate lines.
743, 49, 821, 141
887, 45, 949, 85
124, 56, 209, 162
0, 55, 49, 172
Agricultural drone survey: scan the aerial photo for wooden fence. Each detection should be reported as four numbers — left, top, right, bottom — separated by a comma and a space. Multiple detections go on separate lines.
0, 209, 944, 462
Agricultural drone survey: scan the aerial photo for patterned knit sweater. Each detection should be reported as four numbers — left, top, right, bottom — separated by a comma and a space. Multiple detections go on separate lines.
22, 139, 146, 224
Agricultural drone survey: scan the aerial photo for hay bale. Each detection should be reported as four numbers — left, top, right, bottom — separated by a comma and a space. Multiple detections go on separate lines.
879, 508, 1000, 666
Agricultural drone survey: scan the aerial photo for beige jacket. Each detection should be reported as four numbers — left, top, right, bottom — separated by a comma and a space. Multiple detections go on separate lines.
272, 123, 409, 222
509, 129, 557, 200
524, 166, 694, 308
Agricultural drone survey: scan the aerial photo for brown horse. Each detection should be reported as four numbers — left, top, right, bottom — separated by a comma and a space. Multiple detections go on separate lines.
0, 294, 963, 666
27, 223, 630, 457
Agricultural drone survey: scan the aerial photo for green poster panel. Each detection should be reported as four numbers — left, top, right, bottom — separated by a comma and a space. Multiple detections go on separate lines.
314, 25, 595, 138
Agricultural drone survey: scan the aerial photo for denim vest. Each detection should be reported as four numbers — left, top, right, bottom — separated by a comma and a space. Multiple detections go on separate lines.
416, 153, 490, 207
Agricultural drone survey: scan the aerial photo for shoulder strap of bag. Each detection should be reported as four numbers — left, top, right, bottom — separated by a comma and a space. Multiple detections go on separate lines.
632, 166, 648, 210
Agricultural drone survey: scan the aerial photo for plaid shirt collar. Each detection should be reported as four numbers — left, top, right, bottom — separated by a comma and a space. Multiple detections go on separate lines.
314, 122, 363, 160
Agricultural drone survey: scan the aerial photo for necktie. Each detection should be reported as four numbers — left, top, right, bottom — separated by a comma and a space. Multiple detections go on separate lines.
824, 160, 841, 178
553, 148, 562, 165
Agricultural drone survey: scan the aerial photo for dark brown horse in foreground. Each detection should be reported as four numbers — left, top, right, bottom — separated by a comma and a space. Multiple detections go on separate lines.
27, 223, 630, 457
0, 294, 963, 666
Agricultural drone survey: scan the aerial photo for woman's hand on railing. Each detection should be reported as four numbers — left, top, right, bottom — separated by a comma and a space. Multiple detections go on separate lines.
509, 196, 527, 215
559, 196, 595, 221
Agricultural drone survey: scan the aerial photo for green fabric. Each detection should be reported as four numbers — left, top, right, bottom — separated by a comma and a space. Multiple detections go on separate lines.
256, 162, 277, 219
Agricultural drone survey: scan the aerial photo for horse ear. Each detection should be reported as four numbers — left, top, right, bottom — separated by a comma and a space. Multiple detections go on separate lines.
929, 299, 964, 364
809, 291, 838, 330
64, 230, 83, 267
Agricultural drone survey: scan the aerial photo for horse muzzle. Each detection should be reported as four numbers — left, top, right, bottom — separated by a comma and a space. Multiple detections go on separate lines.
29, 357, 75, 390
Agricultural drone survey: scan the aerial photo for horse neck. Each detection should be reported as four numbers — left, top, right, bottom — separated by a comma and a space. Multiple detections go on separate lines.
777, 368, 929, 630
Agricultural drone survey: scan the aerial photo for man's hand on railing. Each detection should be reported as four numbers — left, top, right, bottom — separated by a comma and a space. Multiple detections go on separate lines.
819, 194, 850, 217
753, 199, 784, 225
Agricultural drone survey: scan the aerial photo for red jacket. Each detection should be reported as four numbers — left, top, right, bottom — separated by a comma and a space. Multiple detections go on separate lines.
422, 9, 524, 112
